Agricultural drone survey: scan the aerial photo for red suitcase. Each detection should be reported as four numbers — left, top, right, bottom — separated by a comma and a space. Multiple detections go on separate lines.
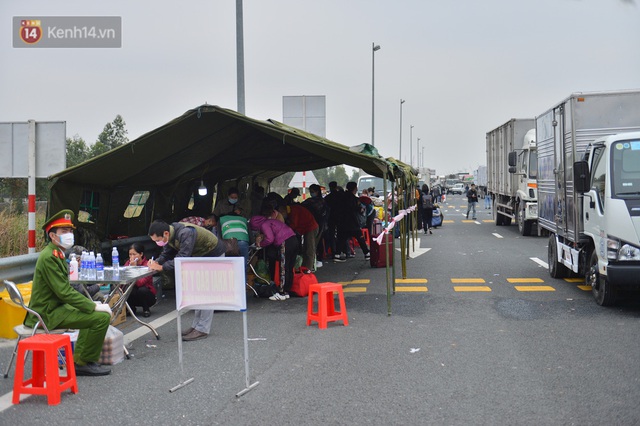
370, 234, 394, 268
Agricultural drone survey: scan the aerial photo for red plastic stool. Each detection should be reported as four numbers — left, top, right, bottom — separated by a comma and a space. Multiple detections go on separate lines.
13, 334, 78, 405
351, 228, 371, 252
307, 282, 349, 329
361, 228, 371, 246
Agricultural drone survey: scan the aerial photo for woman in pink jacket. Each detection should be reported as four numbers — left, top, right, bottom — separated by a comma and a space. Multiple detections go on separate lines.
250, 204, 299, 300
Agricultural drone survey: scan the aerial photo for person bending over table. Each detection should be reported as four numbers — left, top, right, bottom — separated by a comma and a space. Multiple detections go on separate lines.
147, 220, 226, 342
249, 204, 299, 301
26, 209, 113, 376
124, 243, 157, 318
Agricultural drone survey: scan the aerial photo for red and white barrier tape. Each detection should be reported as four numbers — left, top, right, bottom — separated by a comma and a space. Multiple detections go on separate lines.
374, 205, 417, 245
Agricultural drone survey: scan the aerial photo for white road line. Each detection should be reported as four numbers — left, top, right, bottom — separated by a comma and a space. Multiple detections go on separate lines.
530, 257, 549, 269
0, 309, 178, 413
492, 233, 503, 239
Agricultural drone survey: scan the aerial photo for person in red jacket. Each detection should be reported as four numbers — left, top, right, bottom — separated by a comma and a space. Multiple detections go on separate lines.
124, 243, 157, 317
280, 203, 319, 270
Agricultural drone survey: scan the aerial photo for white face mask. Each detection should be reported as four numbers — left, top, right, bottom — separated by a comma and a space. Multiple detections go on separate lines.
57, 232, 74, 249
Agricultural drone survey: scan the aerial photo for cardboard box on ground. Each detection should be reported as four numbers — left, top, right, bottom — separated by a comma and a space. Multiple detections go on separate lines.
108, 292, 126, 326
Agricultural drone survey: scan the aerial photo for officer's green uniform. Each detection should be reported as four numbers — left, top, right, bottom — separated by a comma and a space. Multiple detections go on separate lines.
26, 210, 110, 365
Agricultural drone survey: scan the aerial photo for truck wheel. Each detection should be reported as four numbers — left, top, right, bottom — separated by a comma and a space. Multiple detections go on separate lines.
588, 250, 616, 306
517, 203, 532, 236
493, 199, 504, 226
548, 234, 567, 278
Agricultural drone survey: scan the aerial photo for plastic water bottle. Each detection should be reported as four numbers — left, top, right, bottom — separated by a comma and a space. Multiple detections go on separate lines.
88, 251, 97, 280
69, 254, 79, 281
80, 251, 87, 279
112, 247, 120, 278
96, 253, 104, 280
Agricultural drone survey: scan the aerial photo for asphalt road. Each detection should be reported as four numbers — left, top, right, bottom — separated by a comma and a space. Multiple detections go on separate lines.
1, 193, 639, 425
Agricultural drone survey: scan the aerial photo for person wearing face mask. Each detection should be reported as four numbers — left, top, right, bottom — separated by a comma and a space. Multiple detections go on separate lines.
147, 220, 226, 341
213, 187, 244, 218
124, 243, 156, 317
25, 210, 113, 376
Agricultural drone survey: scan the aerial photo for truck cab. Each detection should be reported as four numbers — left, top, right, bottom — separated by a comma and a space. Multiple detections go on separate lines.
508, 129, 538, 235
574, 132, 640, 305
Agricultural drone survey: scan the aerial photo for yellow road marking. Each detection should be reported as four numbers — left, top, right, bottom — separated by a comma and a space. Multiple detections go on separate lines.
451, 278, 486, 283
482, 220, 493, 223
454, 286, 491, 292
461, 220, 476, 223
442, 220, 454, 223
342, 286, 367, 293
338, 279, 370, 285
563, 278, 583, 283
577, 285, 591, 291
395, 286, 428, 292
507, 278, 544, 283
514, 286, 556, 292
396, 278, 428, 284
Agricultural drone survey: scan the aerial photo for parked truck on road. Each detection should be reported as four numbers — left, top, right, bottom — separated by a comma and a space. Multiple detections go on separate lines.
537, 90, 640, 305
486, 118, 538, 235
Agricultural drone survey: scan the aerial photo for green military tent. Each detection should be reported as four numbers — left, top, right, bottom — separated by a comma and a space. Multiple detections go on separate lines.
48, 104, 410, 241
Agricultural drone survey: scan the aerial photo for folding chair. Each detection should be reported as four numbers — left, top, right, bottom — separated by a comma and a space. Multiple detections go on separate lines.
2, 280, 69, 379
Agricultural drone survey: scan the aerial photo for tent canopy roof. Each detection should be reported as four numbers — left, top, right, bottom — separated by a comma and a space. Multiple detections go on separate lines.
51, 105, 395, 189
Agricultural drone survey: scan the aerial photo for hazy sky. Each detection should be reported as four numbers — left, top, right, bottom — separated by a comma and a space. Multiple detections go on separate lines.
2, 0, 639, 177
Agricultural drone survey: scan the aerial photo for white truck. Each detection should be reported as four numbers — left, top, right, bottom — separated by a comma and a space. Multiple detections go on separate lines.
475, 165, 488, 199
537, 90, 640, 305
486, 118, 538, 235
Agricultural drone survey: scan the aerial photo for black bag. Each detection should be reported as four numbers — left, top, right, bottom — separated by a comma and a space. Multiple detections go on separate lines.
421, 193, 433, 210
224, 237, 240, 257
253, 281, 277, 298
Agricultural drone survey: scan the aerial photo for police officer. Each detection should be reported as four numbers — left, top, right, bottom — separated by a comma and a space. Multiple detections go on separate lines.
26, 210, 113, 376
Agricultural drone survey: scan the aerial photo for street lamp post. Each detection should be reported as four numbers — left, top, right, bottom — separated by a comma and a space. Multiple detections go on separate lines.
236, 0, 245, 115
371, 43, 381, 147
399, 99, 405, 160
410, 125, 414, 167
417, 137, 421, 171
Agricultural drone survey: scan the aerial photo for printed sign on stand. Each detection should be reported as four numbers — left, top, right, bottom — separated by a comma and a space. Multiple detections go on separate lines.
171, 257, 258, 396
175, 257, 246, 312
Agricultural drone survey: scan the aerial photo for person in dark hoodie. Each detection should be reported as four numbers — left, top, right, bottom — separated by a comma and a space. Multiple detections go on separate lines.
335, 182, 370, 262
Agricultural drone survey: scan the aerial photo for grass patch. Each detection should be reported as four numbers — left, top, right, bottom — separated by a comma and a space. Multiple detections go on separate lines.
0, 210, 47, 257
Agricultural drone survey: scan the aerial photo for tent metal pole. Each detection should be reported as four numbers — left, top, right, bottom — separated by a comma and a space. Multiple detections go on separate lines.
383, 171, 391, 316
391, 178, 397, 296
399, 180, 407, 279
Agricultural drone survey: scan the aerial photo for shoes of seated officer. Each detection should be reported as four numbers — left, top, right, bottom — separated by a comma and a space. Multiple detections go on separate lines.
333, 254, 346, 263
364, 253, 371, 260
182, 329, 208, 341
74, 362, 111, 376
181, 327, 195, 336
142, 310, 151, 318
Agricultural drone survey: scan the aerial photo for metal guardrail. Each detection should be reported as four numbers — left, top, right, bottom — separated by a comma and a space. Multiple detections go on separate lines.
0, 253, 39, 284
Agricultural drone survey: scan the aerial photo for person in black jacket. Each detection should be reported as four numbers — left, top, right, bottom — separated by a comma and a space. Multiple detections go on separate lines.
335, 182, 370, 262
421, 184, 434, 235
466, 184, 479, 220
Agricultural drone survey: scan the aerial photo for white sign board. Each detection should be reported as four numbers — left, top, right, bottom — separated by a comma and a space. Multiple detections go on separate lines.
283, 95, 326, 138
174, 257, 246, 312
0, 121, 66, 178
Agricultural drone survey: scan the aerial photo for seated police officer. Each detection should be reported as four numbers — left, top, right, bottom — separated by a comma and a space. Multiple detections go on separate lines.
26, 209, 113, 376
